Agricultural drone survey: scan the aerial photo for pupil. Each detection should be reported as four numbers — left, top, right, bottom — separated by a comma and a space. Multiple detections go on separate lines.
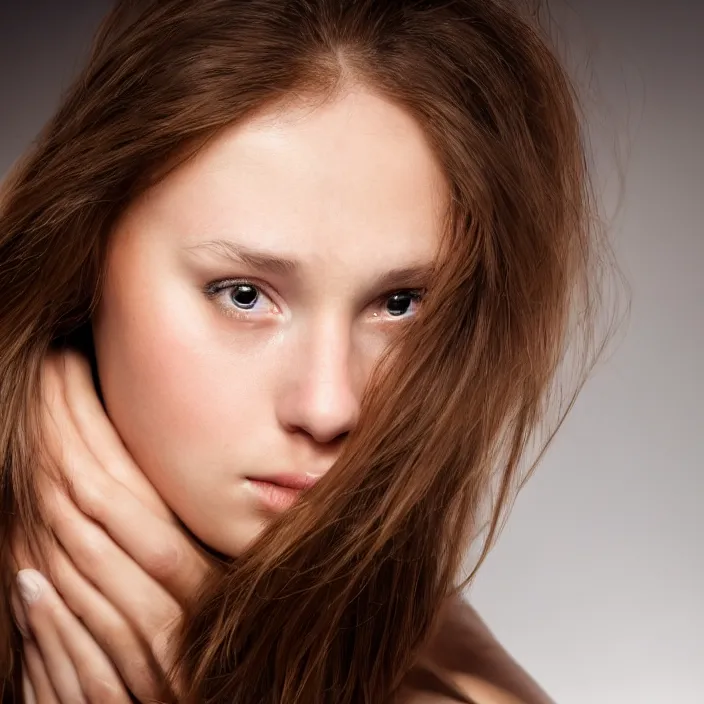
231, 284, 258, 309
387, 292, 413, 316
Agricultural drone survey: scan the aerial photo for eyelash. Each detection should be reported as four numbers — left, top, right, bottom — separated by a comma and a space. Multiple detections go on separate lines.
203, 278, 425, 322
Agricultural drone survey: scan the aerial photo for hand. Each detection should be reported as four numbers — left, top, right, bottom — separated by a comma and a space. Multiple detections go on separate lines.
11, 349, 213, 702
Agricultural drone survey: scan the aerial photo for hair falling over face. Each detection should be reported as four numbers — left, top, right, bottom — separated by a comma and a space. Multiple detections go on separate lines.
0, 0, 622, 702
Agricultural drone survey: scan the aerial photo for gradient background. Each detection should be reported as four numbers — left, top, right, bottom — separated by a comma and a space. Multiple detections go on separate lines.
1, 1, 701, 702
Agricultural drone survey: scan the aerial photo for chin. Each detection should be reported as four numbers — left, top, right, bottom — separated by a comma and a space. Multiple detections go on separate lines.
179, 513, 268, 560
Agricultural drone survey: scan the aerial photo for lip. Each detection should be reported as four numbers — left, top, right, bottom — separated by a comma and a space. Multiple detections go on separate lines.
245, 473, 321, 512
255, 473, 321, 491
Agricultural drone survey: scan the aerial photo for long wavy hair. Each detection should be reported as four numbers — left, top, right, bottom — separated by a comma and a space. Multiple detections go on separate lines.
0, 0, 621, 701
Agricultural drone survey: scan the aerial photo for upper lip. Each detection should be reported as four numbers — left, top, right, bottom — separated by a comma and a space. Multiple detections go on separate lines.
248, 473, 322, 491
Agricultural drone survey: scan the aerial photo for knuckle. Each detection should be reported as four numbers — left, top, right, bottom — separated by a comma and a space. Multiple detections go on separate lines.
97, 616, 163, 697
75, 475, 110, 520
151, 624, 178, 670
73, 528, 110, 565
83, 676, 126, 704
124, 656, 164, 701
141, 602, 181, 660
49, 505, 74, 537
93, 610, 134, 655
143, 539, 181, 580
66, 693, 88, 704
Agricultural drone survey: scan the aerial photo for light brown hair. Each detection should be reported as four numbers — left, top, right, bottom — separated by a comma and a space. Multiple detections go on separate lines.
0, 0, 620, 701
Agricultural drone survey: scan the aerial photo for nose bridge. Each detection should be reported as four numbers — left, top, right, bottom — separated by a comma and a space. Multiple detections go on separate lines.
279, 312, 360, 444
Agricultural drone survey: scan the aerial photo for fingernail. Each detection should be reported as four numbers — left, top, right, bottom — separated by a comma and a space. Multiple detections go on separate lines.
16, 570, 45, 605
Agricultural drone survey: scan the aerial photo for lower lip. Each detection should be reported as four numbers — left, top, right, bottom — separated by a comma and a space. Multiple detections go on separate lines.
246, 479, 303, 512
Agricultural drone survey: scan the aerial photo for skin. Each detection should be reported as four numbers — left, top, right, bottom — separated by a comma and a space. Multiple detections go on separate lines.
92, 87, 447, 556
15, 355, 549, 703
10, 89, 553, 703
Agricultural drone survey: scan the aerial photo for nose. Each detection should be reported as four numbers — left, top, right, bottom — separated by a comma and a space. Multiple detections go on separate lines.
276, 317, 361, 446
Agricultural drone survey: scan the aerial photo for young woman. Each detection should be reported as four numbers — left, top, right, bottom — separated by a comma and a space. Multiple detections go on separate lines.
0, 0, 613, 701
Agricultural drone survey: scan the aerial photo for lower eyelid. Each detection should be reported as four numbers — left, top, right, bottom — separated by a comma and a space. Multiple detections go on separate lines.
215, 288, 278, 317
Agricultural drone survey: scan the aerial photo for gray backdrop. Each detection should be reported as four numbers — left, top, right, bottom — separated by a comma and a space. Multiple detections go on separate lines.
1, 1, 701, 702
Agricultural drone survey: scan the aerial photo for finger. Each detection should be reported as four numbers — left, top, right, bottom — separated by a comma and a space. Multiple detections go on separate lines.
40, 352, 210, 600
37, 356, 71, 485
18, 569, 132, 704
48, 540, 169, 701
45, 490, 182, 668
17, 571, 85, 703
39, 449, 209, 603
12, 581, 32, 641
39, 351, 170, 521
24, 642, 60, 704
22, 660, 37, 704
58, 350, 173, 520
13, 525, 170, 702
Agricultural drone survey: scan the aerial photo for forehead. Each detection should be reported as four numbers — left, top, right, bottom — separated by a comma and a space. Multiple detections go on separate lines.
128, 89, 449, 269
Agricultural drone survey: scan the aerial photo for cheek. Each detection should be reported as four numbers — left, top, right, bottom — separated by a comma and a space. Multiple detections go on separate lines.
92, 261, 281, 556
92, 262, 274, 472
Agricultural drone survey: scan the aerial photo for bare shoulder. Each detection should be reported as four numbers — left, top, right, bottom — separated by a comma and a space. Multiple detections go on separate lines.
399, 665, 527, 704
404, 675, 525, 703
450, 674, 527, 704
399, 595, 550, 704
411, 595, 553, 704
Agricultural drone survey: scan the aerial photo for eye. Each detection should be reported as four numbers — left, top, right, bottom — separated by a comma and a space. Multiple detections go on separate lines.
227, 282, 259, 309
204, 279, 280, 319
374, 290, 425, 321
204, 279, 425, 323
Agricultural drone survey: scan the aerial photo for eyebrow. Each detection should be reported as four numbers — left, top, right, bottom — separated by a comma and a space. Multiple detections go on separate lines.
187, 239, 298, 276
186, 239, 436, 290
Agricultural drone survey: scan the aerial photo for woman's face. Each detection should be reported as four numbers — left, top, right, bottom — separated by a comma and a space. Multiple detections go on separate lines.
92, 88, 449, 556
